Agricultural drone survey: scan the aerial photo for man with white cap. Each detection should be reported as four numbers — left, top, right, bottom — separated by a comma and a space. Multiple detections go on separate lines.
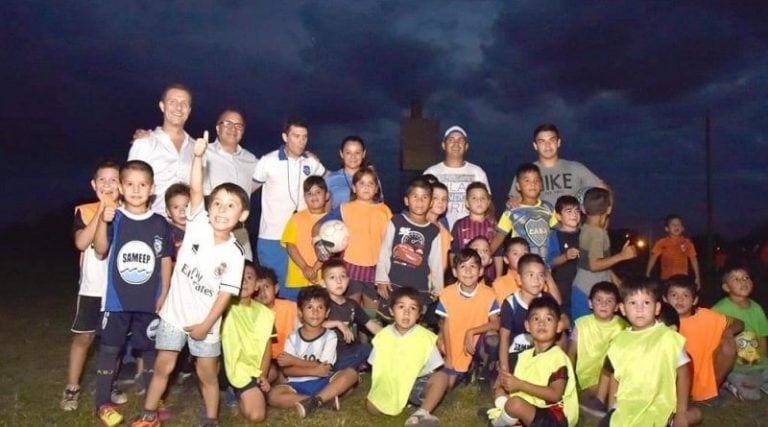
424, 125, 490, 229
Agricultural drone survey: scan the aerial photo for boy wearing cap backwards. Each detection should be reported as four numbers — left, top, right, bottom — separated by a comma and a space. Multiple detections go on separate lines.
424, 125, 491, 229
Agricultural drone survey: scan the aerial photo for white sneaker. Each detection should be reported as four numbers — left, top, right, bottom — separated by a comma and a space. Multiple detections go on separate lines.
111, 388, 128, 405
60, 386, 80, 411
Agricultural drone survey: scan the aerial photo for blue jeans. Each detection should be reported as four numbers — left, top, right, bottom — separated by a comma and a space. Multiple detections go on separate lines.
257, 238, 288, 286
571, 288, 591, 321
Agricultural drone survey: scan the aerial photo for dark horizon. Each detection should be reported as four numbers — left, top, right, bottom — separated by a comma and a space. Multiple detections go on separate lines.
2, 2, 767, 237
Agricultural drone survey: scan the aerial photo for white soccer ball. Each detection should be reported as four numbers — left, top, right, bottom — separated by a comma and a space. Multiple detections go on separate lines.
317, 220, 350, 253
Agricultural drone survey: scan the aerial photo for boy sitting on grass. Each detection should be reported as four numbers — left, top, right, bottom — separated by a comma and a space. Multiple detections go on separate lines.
367, 286, 450, 425
713, 265, 768, 400
436, 248, 501, 389
253, 266, 299, 384
484, 295, 578, 426
601, 278, 695, 426
268, 286, 360, 418
567, 281, 626, 416
664, 274, 741, 404
221, 260, 275, 422
320, 259, 382, 371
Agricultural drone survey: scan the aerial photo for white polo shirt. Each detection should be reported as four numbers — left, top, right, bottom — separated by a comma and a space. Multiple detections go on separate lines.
128, 127, 196, 217
252, 146, 325, 240
204, 140, 258, 197
159, 204, 245, 343
423, 161, 490, 229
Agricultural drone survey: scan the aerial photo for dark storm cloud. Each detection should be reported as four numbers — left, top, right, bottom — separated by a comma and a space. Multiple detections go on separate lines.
1, 1, 766, 235
478, 2, 752, 108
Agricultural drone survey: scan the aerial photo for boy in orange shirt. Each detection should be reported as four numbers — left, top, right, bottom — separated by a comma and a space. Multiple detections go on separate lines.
254, 266, 298, 383
647, 214, 701, 288
492, 237, 529, 306
281, 176, 328, 301
664, 274, 742, 404
436, 248, 501, 388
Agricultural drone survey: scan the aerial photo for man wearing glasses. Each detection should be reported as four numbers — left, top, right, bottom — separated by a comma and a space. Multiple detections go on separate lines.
205, 109, 258, 259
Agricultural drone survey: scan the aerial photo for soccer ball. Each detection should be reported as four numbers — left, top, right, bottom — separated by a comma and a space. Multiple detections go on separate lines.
317, 220, 350, 254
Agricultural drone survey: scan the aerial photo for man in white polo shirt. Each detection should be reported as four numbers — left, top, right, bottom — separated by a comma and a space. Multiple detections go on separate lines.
252, 118, 325, 285
128, 84, 196, 217
424, 125, 490, 229
205, 109, 258, 260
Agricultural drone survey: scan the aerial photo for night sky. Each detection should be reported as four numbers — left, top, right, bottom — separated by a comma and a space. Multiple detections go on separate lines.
2, 1, 767, 238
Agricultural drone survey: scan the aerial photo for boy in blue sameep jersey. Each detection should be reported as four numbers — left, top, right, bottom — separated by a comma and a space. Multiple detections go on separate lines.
93, 160, 173, 427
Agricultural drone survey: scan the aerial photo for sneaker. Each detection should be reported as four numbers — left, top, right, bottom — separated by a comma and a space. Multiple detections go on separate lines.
157, 401, 172, 422
60, 386, 80, 411
721, 381, 743, 401
111, 388, 129, 405
405, 411, 440, 426
295, 396, 321, 418
222, 387, 238, 409
97, 404, 124, 427
323, 395, 340, 411
761, 383, 768, 396
579, 395, 608, 418
130, 412, 160, 427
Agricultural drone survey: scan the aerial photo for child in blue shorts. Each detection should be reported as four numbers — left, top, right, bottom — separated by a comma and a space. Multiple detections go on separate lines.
267, 287, 360, 418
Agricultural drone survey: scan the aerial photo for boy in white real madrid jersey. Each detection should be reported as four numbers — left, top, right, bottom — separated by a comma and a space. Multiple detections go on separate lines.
132, 131, 250, 427
93, 160, 173, 427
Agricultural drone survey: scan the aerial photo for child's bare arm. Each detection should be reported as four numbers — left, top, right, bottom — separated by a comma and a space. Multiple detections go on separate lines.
189, 131, 208, 213
286, 242, 317, 282
545, 272, 562, 303
489, 232, 506, 255
645, 253, 659, 277
674, 363, 691, 427
589, 241, 636, 272
566, 329, 578, 367
498, 327, 511, 373
155, 256, 172, 312
365, 319, 382, 335
93, 206, 116, 259
184, 291, 232, 340
74, 202, 106, 251
464, 314, 501, 355
724, 317, 744, 337
501, 371, 566, 402
259, 342, 272, 392
689, 254, 701, 288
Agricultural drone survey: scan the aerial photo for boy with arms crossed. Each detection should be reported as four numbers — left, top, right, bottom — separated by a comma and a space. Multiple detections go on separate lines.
546, 195, 582, 320
268, 287, 360, 418
367, 286, 450, 425
93, 160, 173, 426
132, 131, 250, 427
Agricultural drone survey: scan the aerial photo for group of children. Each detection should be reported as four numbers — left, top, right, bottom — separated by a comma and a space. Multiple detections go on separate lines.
60, 122, 768, 427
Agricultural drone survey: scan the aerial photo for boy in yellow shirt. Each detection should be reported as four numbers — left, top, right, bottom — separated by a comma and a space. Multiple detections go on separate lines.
366, 286, 450, 425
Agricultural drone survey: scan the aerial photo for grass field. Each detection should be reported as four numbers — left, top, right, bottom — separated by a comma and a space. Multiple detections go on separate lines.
1, 244, 767, 426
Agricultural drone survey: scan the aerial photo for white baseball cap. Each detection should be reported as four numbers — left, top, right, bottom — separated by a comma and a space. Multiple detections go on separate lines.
443, 125, 467, 139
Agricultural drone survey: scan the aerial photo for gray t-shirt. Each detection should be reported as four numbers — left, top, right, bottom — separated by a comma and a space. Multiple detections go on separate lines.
508, 159, 600, 206
573, 223, 611, 293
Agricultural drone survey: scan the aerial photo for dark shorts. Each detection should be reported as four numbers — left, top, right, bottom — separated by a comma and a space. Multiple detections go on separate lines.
530, 405, 567, 427
70, 295, 102, 333
232, 377, 268, 400
407, 374, 432, 407
347, 280, 378, 300
334, 342, 372, 371
100, 311, 159, 351
599, 409, 672, 427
